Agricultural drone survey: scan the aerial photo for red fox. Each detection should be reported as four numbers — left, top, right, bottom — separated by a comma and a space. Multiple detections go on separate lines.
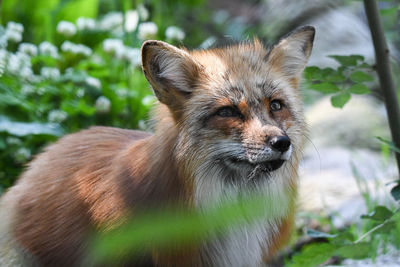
0, 26, 314, 266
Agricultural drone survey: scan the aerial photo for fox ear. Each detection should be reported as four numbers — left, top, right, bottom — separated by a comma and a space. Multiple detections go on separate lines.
141, 40, 201, 108
267, 26, 315, 77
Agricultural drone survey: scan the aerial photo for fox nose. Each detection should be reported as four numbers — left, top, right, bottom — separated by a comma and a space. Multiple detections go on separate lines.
269, 136, 291, 153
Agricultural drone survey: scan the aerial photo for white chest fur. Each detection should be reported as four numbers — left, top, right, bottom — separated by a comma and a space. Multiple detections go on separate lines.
194, 164, 294, 266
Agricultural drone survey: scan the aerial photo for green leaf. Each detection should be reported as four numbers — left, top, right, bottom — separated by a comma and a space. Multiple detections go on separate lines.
374, 220, 396, 235
331, 231, 355, 244
376, 136, 400, 154
0, 116, 63, 137
326, 73, 346, 83
337, 242, 371, 259
0, 138, 5, 149
90, 193, 283, 264
390, 184, 400, 201
361, 206, 394, 222
304, 66, 321, 81
349, 71, 374, 83
380, 6, 399, 17
331, 92, 351, 108
308, 82, 340, 94
306, 229, 337, 239
328, 55, 364, 66
347, 84, 371, 95
288, 243, 338, 267
320, 67, 335, 78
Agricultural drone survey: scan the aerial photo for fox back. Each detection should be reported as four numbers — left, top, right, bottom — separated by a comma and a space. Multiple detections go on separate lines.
0, 26, 314, 266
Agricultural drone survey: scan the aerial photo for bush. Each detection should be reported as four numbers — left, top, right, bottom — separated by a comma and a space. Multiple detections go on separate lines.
0, 7, 192, 189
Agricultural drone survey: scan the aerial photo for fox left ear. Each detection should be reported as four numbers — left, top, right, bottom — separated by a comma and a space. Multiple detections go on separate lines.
141, 40, 202, 111
267, 26, 315, 77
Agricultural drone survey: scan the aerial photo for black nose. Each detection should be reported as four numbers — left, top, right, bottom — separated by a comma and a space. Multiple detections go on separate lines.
269, 136, 291, 153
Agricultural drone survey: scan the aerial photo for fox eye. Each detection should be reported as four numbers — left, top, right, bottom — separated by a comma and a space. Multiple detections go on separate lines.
270, 100, 283, 111
216, 106, 242, 118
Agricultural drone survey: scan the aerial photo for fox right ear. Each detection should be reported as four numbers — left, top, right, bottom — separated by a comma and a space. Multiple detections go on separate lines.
267, 26, 315, 78
141, 41, 202, 109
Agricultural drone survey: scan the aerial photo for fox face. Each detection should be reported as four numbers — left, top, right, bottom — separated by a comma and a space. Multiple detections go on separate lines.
142, 26, 314, 194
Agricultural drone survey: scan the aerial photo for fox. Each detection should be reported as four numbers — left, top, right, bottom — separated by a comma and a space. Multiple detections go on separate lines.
0, 26, 314, 266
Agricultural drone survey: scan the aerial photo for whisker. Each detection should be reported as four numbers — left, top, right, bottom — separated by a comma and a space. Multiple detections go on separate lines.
301, 133, 322, 174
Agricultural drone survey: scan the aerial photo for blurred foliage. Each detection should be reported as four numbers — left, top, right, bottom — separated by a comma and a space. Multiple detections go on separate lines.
0, 0, 229, 189
91, 193, 276, 265
288, 204, 400, 267
1, 0, 400, 266
304, 55, 373, 108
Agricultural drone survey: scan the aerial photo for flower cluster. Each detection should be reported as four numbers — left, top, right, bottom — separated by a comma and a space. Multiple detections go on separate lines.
0, 3, 184, 131
19, 43, 38, 57
138, 22, 158, 40
48, 110, 68, 123
61, 41, 92, 56
103, 39, 141, 67
165, 26, 185, 41
4, 22, 24, 43
40, 67, 60, 80
57, 21, 77, 37
85, 76, 101, 89
39, 41, 59, 58
76, 18, 96, 31
95, 96, 111, 113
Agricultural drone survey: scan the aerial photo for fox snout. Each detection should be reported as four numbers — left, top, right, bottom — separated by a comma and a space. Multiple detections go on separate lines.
245, 134, 292, 164
269, 135, 291, 153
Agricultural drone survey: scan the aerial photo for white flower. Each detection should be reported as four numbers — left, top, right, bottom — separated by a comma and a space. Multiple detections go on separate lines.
124, 10, 139, 32
19, 66, 34, 80
95, 96, 111, 113
5, 30, 22, 43
137, 4, 149, 21
141, 95, 156, 106
5, 22, 23, 43
60, 40, 73, 52
19, 43, 37, 56
6, 22, 23, 33
39, 41, 59, 58
103, 38, 124, 54
21, 84, 35, 95
61, 41, 92, 56
138, 119, 148, 130
0, 49, 7, 77
76, 89, 85, 98
123, 47, 141, 67
7, 52, 31, 76
116, 89, 128, 98
0, 33, 7, 49
76, 17, 96, 31
77, 44, 92, 56
138, 22, 158, 40
6, 136, 22, 145
14, 147, 31, 163
7, 54, 20, 74
199, 36, 216, 49
40, 67, 60, 80
48, 110, 67, 123
56, 21, 77, 37
37, 87, 46, 95
99, 12, 123, 31
165, 26, 185, 41
85, 76, 101, 89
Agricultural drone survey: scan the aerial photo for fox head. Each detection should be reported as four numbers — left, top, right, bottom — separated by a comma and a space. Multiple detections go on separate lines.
141, 26, 314, 199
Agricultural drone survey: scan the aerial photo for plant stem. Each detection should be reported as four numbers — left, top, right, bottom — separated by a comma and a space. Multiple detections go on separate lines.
355, 207, 400, 244
363, 0, 400, 178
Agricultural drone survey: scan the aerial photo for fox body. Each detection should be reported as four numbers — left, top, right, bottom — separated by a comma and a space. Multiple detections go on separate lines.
0, 26, 314, 266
